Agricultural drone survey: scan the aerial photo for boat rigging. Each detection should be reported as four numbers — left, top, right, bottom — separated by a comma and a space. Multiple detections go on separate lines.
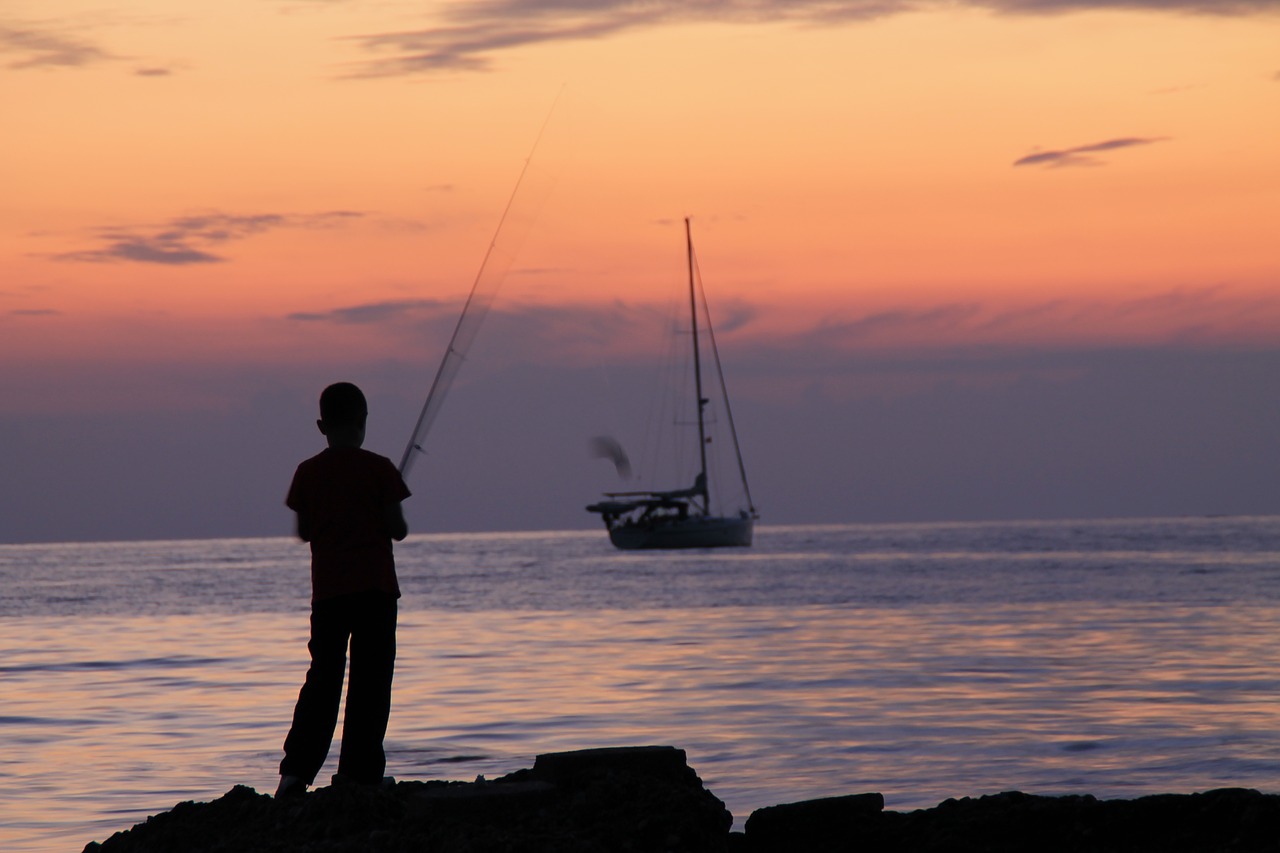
586, 218, 758, 549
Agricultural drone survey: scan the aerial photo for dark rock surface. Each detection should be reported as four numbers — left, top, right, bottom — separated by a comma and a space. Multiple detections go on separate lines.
83, 746, 731, 853
738, 787, 1280, 852
83, 746, 1280, 852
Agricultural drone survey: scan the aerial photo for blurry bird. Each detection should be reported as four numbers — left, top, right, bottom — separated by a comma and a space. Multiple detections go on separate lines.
589, 435, 632, 479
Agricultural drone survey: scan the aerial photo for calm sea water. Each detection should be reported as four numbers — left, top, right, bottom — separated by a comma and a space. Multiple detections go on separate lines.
3, 518, 1280, 852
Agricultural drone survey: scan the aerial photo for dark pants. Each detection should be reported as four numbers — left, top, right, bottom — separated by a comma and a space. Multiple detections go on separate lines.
280, 590, 397, 785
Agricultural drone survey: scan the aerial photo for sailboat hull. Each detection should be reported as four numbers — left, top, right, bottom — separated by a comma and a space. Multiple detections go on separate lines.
607, 514, 754, 550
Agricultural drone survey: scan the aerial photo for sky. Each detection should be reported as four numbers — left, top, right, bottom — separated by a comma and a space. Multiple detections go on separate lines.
2, 0, 1279, 543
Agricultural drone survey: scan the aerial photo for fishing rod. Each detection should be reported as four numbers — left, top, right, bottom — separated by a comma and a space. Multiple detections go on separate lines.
399, 92, 564, 480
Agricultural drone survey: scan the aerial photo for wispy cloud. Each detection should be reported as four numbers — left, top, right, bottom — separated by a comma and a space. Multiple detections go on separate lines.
286, 286, 1279, 360
987, 0, 1280, 11
284, 297, 693, 365
802, 285, 1280, 352
343, 14, 643, 76
0, 22, 117, 69
288, 299, 454, 324
1013, 136, 1169, 168
51, 211, 364, 265
340, 0, 1280, 76
60, 239, 224, 265
816, 303, 984, 344
341, 1, 925, 76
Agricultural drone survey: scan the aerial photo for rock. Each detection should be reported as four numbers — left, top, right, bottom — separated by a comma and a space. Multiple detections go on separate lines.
744, 792, 885, 849
740, 787, 1280, 852
532, 745, 702, 785
82, 749, 1280, 853
84, 745, 732, 853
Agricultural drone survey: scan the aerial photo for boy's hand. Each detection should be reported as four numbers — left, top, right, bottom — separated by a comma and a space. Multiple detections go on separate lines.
384, 502, 408, 542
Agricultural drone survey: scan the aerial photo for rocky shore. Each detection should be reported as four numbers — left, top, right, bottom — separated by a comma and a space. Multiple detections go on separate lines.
83, 745, 1280, 852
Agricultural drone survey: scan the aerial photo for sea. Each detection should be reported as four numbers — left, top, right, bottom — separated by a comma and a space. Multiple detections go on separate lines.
3, 517, 1280, 852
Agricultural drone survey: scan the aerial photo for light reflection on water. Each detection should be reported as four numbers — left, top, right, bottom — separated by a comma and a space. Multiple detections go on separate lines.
2, 519, 1280, 851
5, 601, 1280, 851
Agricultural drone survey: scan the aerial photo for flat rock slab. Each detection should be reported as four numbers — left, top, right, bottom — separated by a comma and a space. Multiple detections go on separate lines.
533, 745, 698, 784
744, 792, 886, 848
738, 787, 1280, 852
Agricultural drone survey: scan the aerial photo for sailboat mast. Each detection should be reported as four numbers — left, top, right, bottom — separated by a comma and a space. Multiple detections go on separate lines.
686, 217, 709, 508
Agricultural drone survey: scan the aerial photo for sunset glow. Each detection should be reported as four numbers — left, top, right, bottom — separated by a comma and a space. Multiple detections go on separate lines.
3, 0, 1279, 540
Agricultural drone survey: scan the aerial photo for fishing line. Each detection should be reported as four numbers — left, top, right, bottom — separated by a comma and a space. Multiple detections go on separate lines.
399, 89, 566, 479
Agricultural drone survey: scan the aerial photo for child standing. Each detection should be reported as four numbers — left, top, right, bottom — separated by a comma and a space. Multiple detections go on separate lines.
276, 382, 411, 797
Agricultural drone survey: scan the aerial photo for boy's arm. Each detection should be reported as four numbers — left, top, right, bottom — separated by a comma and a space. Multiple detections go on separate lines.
295, 511, 313, 543
384, 501, 408, 542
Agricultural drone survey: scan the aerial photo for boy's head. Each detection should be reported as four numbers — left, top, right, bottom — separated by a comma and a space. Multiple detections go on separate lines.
319, 382, 367, 426
317, 382, 367, 447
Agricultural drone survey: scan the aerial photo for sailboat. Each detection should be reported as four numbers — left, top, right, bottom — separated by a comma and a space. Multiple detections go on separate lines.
586, 219, 758, 550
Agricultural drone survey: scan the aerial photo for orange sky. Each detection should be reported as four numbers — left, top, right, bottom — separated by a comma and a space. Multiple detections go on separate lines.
5, 1, 1279, 376
3, 0, 1280, 540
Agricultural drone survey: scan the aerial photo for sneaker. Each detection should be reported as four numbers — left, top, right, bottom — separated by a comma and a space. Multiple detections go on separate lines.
275, 775, 307, 798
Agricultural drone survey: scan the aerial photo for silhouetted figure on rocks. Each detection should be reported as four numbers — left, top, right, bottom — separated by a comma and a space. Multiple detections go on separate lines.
275, 382, 410, 797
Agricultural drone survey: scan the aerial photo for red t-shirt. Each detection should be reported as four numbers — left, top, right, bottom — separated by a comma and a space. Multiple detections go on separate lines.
286, 447, 411, 602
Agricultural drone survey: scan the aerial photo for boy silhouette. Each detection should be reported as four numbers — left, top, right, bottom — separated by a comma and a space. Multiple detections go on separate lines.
276, 382, 410, 797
